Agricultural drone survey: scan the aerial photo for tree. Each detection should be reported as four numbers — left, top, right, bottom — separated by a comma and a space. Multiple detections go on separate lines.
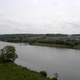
0, 46, 18, 63
40, 71, 47, 77
51, 77, 57, 80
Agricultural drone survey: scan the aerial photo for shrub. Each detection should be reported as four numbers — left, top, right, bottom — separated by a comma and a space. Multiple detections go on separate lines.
0, 46, 18, 63
40, 71, 47, 77
51, 77, 57, 80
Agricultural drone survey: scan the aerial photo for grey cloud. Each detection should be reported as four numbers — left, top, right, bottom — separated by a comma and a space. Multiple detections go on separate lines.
0, 0, 80, 34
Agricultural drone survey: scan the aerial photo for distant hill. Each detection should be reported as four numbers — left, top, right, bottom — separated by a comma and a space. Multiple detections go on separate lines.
0, 34, 80, 49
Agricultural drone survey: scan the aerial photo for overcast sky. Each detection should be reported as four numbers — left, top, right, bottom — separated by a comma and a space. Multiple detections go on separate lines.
0, 0, 80, 34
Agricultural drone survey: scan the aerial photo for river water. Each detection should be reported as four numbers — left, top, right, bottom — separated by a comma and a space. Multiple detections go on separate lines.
0, 41, 80, 80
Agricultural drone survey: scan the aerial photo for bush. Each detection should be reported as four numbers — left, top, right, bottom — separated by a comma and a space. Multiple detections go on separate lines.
51, 77, 57, 80
0, 46, 18, 63
40, 71, 47, 77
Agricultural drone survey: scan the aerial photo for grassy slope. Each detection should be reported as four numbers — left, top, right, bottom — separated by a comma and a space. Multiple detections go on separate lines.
0, 63, 51, 80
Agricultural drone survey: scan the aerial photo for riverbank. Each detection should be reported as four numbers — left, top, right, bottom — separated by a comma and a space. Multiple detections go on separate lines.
30, 42, 80, 49
0, 63, 57, 80
0, 34, 80, 49
1, 40, 80, 49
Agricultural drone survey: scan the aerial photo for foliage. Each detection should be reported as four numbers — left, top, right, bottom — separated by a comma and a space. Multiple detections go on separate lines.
0, 46, 18, 63
40, 71, 47, 77
51, 77, 57, 80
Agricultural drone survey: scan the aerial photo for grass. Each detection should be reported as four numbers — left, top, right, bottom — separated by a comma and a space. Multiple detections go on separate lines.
31, 42, 72, 48
0, 63, 53, 80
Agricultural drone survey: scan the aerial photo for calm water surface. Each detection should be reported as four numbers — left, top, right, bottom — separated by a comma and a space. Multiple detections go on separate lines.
0, 41, 80, 80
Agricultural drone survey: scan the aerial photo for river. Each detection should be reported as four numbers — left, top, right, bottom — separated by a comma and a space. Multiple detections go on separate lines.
0, 41, 80, 80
